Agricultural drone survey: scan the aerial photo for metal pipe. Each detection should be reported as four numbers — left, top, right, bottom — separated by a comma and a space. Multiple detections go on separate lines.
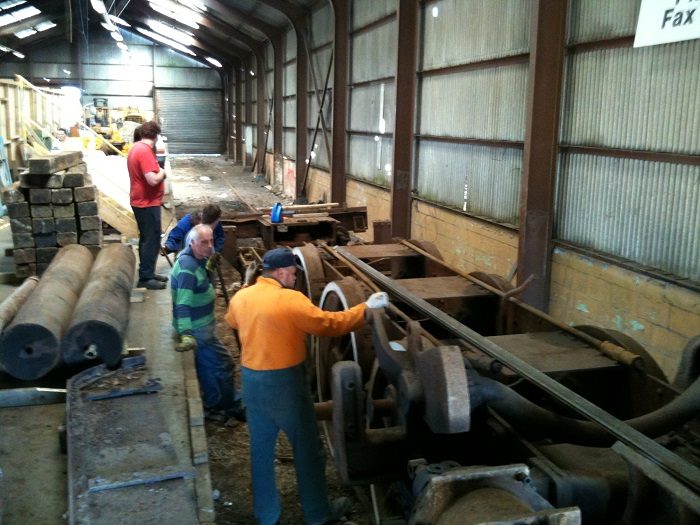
335, 246, 700, 493
0, 244, 94, 380
61, 244, 135, 369
0, 276, 39, 330
479, 373, 700, 447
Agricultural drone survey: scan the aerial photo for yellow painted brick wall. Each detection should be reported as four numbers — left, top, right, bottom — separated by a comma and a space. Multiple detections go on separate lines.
549, 247, 700, 381
411, 200, 519, 278
305, 168, 331, 203
346, 179, 391, 242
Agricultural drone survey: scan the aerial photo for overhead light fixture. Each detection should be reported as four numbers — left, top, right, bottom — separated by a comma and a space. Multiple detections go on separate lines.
205, 56, 222, 68
109, 14, 130, 27
117, 41, 128, 51
147, 19, 195, 46
110, 30, 123, 42
14, 27, 36, 38
63, 68, 71, 74
90, 0, 106, 15
12, 50, 24, 58
101, 15, 116, 31
149, 0, 201, 29
136, 27, 196, 57
177, 0, 206, 12
249, 70, 255, 76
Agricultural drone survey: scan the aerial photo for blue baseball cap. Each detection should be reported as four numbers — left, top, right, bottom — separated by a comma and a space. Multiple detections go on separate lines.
262, 247, 298, 270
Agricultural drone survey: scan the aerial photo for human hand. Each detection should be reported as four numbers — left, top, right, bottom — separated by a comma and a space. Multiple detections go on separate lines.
160, 245, 173, 256
205, 252, 221, 272
244, 261, 260, 285
176, 334, 196, 352
365, 291, 389, 309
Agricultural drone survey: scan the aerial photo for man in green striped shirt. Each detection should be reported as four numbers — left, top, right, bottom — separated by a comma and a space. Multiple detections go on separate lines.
171, 224, 245, 423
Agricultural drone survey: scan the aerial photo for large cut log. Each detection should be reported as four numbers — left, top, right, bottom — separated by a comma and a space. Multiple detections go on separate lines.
0, 244, 94, 380
0, 276, 39, 331
62, 243, 136, 368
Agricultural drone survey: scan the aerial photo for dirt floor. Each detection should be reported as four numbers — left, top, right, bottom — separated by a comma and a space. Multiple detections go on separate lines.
167, 156, 375, 525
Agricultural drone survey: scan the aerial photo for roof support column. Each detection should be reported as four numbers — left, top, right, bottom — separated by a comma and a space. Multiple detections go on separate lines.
517, 0, 567, 310
295, 22, 309, 198
244, 63, 253, 166
331, 0, 349, 206
391, 0, 419, 239
274, 36, 283, 183
256, 54, 266, 175
235, 64, 243, 165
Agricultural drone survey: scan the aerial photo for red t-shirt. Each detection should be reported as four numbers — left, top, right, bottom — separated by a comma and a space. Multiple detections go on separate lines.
127, 141, 164, 207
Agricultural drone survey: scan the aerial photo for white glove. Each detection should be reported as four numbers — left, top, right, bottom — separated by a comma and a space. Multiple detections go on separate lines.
244, 261, 260, 285
365, 291, 389, 309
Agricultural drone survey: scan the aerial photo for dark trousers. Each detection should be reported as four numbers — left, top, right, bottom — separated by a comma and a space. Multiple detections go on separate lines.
132, 205, 161, 281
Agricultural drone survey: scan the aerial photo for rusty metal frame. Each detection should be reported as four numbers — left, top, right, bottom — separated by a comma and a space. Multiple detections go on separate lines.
331, 0, 349, 205
517, 0, 567, 311
391, 0, 419, 239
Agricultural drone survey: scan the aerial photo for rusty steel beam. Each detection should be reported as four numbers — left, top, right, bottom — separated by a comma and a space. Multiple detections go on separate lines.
517, 0, 567, 311
331, 0, 349, 205
62, 244, 136, 369
235, 64, 243, 164
274, 35, 284, 177
0, 276, 39, 331
390, 0, 419, 239
0, 245, 94, 380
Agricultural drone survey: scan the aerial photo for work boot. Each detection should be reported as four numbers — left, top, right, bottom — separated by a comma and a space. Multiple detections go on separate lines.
137, 278, 166, 290
204, 409, 228, 423
229, 401, 247, 422
153, 274, 169, 282
327, 496, 352, 523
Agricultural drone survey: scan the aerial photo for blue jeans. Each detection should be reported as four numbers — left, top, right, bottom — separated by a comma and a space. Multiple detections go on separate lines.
132, 205, 161, 281
242, 364, 331, 525
192, 324, 241, 414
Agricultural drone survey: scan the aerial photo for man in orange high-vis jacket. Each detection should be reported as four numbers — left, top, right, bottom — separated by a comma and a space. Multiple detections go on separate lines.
225, 247, 389, 525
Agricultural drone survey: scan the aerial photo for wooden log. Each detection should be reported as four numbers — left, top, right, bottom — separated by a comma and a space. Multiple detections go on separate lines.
255, 202, 339, 212
0, 276, 39, 330
27, 151, 84, 174
61, 244, 136, 368
0, 244, 94, 380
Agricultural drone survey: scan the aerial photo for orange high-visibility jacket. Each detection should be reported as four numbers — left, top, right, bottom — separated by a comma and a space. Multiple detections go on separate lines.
225, 276, 367, 370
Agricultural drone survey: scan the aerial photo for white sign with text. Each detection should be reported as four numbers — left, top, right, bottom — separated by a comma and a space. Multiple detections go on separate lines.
634, 0, 700, 47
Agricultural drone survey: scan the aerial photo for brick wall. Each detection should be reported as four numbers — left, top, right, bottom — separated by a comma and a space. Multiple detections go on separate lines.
549, 247, 700, 381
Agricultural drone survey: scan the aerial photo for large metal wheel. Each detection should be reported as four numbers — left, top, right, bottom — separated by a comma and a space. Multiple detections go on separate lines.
315, 277, 374, 404
292, 244, 327, 305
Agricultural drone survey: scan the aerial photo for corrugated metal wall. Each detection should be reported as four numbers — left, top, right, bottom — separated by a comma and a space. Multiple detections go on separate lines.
155, 88, 224, 154
415, 0, 530, 225
347, 2, 397, 185
556, 154, 699, 281
283, 27, 297, 158
556, 2, 700, 282
308, 5, 333, 171
265, 41, 274, 153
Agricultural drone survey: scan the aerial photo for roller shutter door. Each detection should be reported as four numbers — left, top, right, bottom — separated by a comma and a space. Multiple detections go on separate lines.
155, 88, 224, 154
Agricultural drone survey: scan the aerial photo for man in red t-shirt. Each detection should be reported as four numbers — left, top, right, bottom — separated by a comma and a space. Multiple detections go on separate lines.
127, 120, 168, 290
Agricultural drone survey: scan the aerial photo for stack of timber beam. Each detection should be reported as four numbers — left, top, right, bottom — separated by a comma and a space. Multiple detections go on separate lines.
0, 151, 102, 278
